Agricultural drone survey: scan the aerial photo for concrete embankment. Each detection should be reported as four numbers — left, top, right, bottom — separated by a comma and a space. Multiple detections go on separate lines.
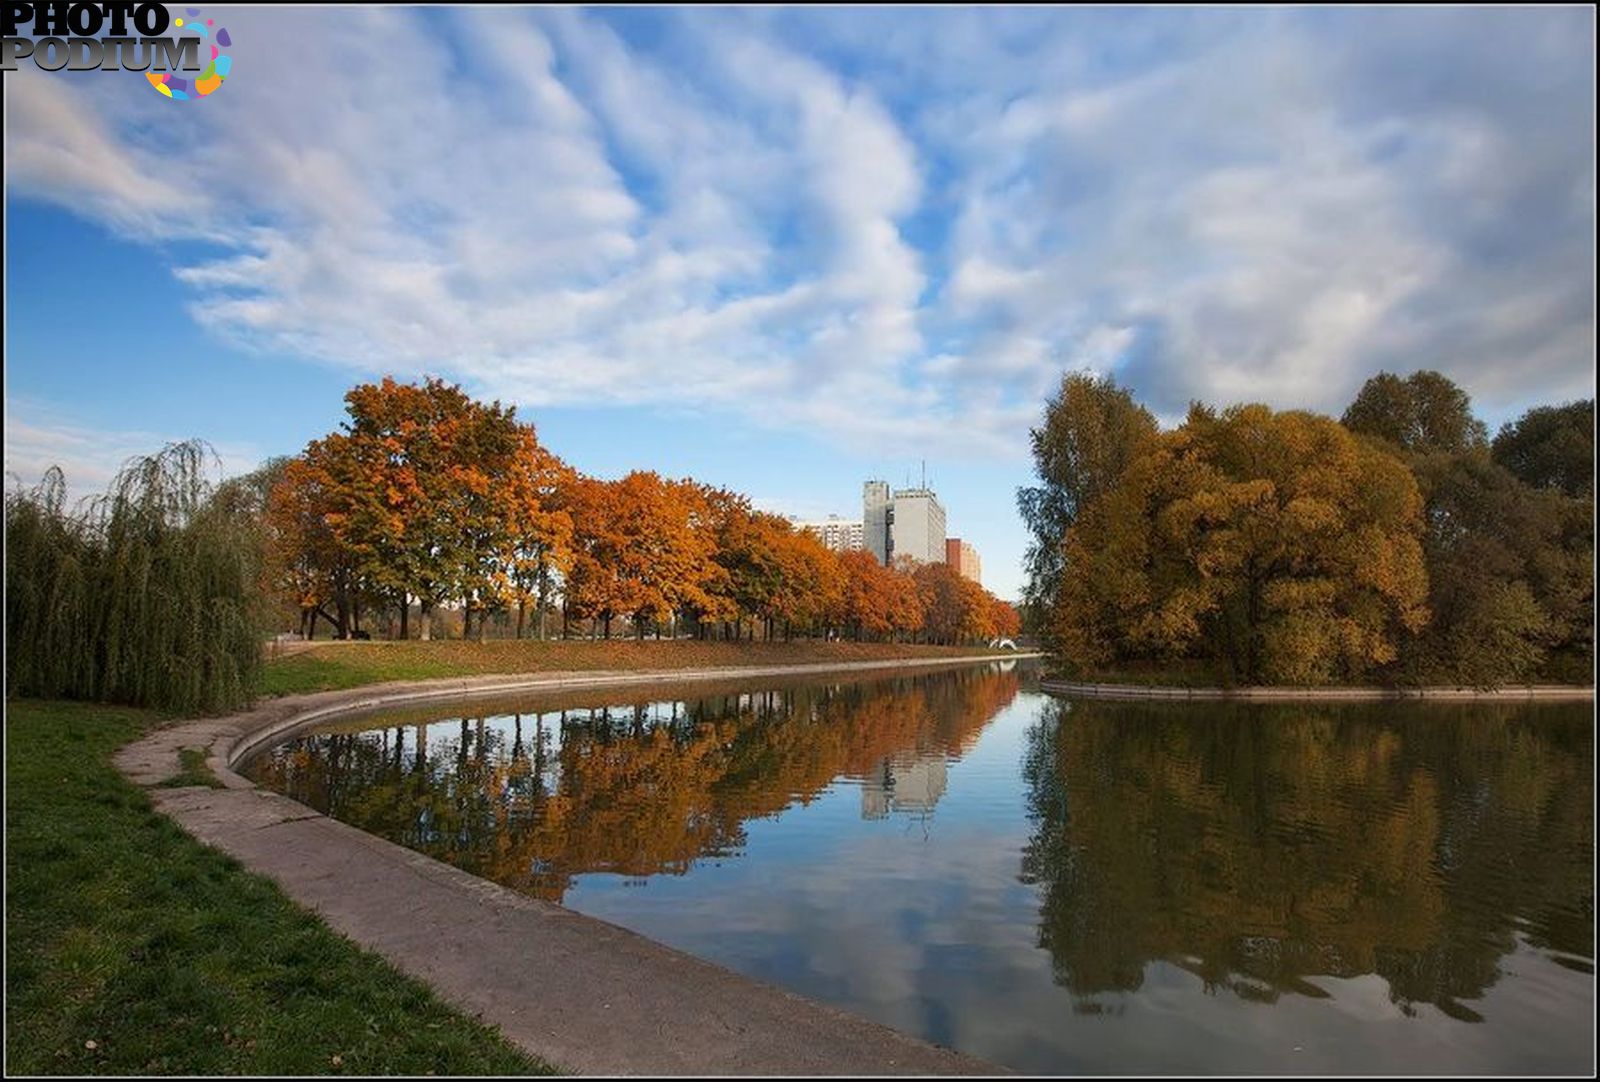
1040, 680, 1594, 702
117, 655, 1031, 1075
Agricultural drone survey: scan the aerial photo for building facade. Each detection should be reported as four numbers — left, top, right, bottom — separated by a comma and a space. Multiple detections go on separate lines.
862, 479, 948, 567
890, 488, 947, 565
793, 515, 864, 553
945, 538, 982, 585
863, 480, 892, 564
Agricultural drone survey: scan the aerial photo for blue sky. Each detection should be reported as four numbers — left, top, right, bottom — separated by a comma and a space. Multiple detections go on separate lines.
5, 6, 1595, 601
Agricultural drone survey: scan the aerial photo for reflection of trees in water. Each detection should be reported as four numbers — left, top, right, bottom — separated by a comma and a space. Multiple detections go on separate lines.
1019, 699, 1594, 1018
251, 667, 1020, 901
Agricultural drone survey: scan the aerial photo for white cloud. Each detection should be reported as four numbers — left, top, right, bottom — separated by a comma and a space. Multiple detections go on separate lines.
5, 6, 1593, 460
4, 400, 265, 505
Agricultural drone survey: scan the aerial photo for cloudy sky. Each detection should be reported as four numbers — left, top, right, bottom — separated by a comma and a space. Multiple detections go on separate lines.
5, 5, 1595, 599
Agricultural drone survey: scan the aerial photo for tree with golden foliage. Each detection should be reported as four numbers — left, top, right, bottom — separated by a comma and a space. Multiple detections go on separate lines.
564, 472, 719, 639
1056, 404, 1430, 684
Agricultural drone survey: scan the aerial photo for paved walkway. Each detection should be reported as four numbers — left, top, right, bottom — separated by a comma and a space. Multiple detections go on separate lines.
117, 657, 1025, 1075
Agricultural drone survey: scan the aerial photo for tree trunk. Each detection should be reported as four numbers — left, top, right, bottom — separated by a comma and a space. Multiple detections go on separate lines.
516, 599, 526, 640
420, 599, 433, 641
399, 597, 409, 640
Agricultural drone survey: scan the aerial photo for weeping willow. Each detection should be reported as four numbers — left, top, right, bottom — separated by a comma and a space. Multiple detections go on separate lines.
6, 441, 264, 714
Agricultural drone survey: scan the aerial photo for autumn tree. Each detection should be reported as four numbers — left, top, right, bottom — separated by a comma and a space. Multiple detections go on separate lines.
912, 561, 999, 645
564, 472, 719, 639
264, 453, 359, 639
1348, 381, 1593, 685
1341, 370, 1489, 455
713, 507, 793, 639
1017, 372, 1159, 628
838, 550, 895, 640
990, 597, 1022, 641
1055, 404, 1430, 685
770, 526, 846, 638
502, 436, 575, 640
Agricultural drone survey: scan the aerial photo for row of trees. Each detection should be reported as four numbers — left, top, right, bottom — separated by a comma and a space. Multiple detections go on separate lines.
1019, 369, 1593, 686
263, 377, 1019, 646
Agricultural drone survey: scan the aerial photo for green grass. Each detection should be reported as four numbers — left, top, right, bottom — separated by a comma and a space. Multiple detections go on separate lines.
5, 699, 553, 1075
154, 748, 225, 790
260, 638, 1008, 697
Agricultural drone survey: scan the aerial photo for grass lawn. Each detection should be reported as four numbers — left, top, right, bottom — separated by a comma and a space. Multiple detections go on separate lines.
261, 637, 1006, 697
5, 699, 553, 1076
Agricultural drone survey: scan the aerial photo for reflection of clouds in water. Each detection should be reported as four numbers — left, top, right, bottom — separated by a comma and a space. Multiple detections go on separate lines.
251, 674, 1594, 1075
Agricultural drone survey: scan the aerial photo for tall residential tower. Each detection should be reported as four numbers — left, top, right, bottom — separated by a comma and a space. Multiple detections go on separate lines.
862, 479, 946, 567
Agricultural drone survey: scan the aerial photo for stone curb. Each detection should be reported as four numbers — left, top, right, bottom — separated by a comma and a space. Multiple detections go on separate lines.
1039, 679, 1595, 702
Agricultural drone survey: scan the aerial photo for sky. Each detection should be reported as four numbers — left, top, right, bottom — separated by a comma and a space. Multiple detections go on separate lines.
4, 5, 1595, 601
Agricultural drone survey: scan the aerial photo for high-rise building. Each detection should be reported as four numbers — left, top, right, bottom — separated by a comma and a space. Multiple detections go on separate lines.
945, 538, 982, 585
793, 515, 864, 553
890, 488, 946, 565
862, 479, 947, 567
863, 480, 892, 564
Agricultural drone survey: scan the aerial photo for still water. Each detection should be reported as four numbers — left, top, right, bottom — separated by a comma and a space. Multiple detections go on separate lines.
243, 663, 1595, 1074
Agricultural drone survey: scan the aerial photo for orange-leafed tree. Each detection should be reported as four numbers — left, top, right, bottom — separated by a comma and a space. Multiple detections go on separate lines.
565, 472, 719, 639
331, 377, 532, 639
839, 549, 901, 640
563, 475, 635, 639
502, 434, 576, 640
914, 560, 997, 645
264, 452, 359, 639
769, 526, 846, 639
990, 597, 1022, 641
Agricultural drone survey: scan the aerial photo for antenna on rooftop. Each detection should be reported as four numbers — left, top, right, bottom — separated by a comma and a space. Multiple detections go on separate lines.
921, 459, 926, 489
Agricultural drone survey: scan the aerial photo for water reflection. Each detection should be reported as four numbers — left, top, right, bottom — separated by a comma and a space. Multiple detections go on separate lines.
1020, 698, 1594, 1022
248, 666, 1021, 900
244, 670, 1593, 1074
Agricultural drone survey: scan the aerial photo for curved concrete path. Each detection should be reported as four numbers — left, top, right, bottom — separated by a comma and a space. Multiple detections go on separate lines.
117, 656, 1031, 1075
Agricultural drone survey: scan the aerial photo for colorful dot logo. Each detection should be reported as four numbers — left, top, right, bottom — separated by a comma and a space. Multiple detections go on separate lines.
146, 8, 231, 101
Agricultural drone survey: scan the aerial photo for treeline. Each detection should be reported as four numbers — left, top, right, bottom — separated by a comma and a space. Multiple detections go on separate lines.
1019, 370, 1593, 687
262, 377, 1019, 647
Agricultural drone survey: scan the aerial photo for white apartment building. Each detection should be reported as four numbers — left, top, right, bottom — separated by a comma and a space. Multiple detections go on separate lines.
793, 515, 864, 553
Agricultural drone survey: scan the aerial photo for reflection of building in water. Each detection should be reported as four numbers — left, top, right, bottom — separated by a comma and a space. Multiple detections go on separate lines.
860, 753, 948, 819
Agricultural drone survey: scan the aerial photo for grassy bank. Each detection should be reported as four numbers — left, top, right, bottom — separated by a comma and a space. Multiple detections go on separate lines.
5, 699, 552, 1076
261, 638, 1007, 697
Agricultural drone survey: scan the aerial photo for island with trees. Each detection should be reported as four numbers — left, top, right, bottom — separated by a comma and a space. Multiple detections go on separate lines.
1018, 370, 1593, 689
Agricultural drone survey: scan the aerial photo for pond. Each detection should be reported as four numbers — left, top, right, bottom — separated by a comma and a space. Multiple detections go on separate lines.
242, 662, 1595, 1074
